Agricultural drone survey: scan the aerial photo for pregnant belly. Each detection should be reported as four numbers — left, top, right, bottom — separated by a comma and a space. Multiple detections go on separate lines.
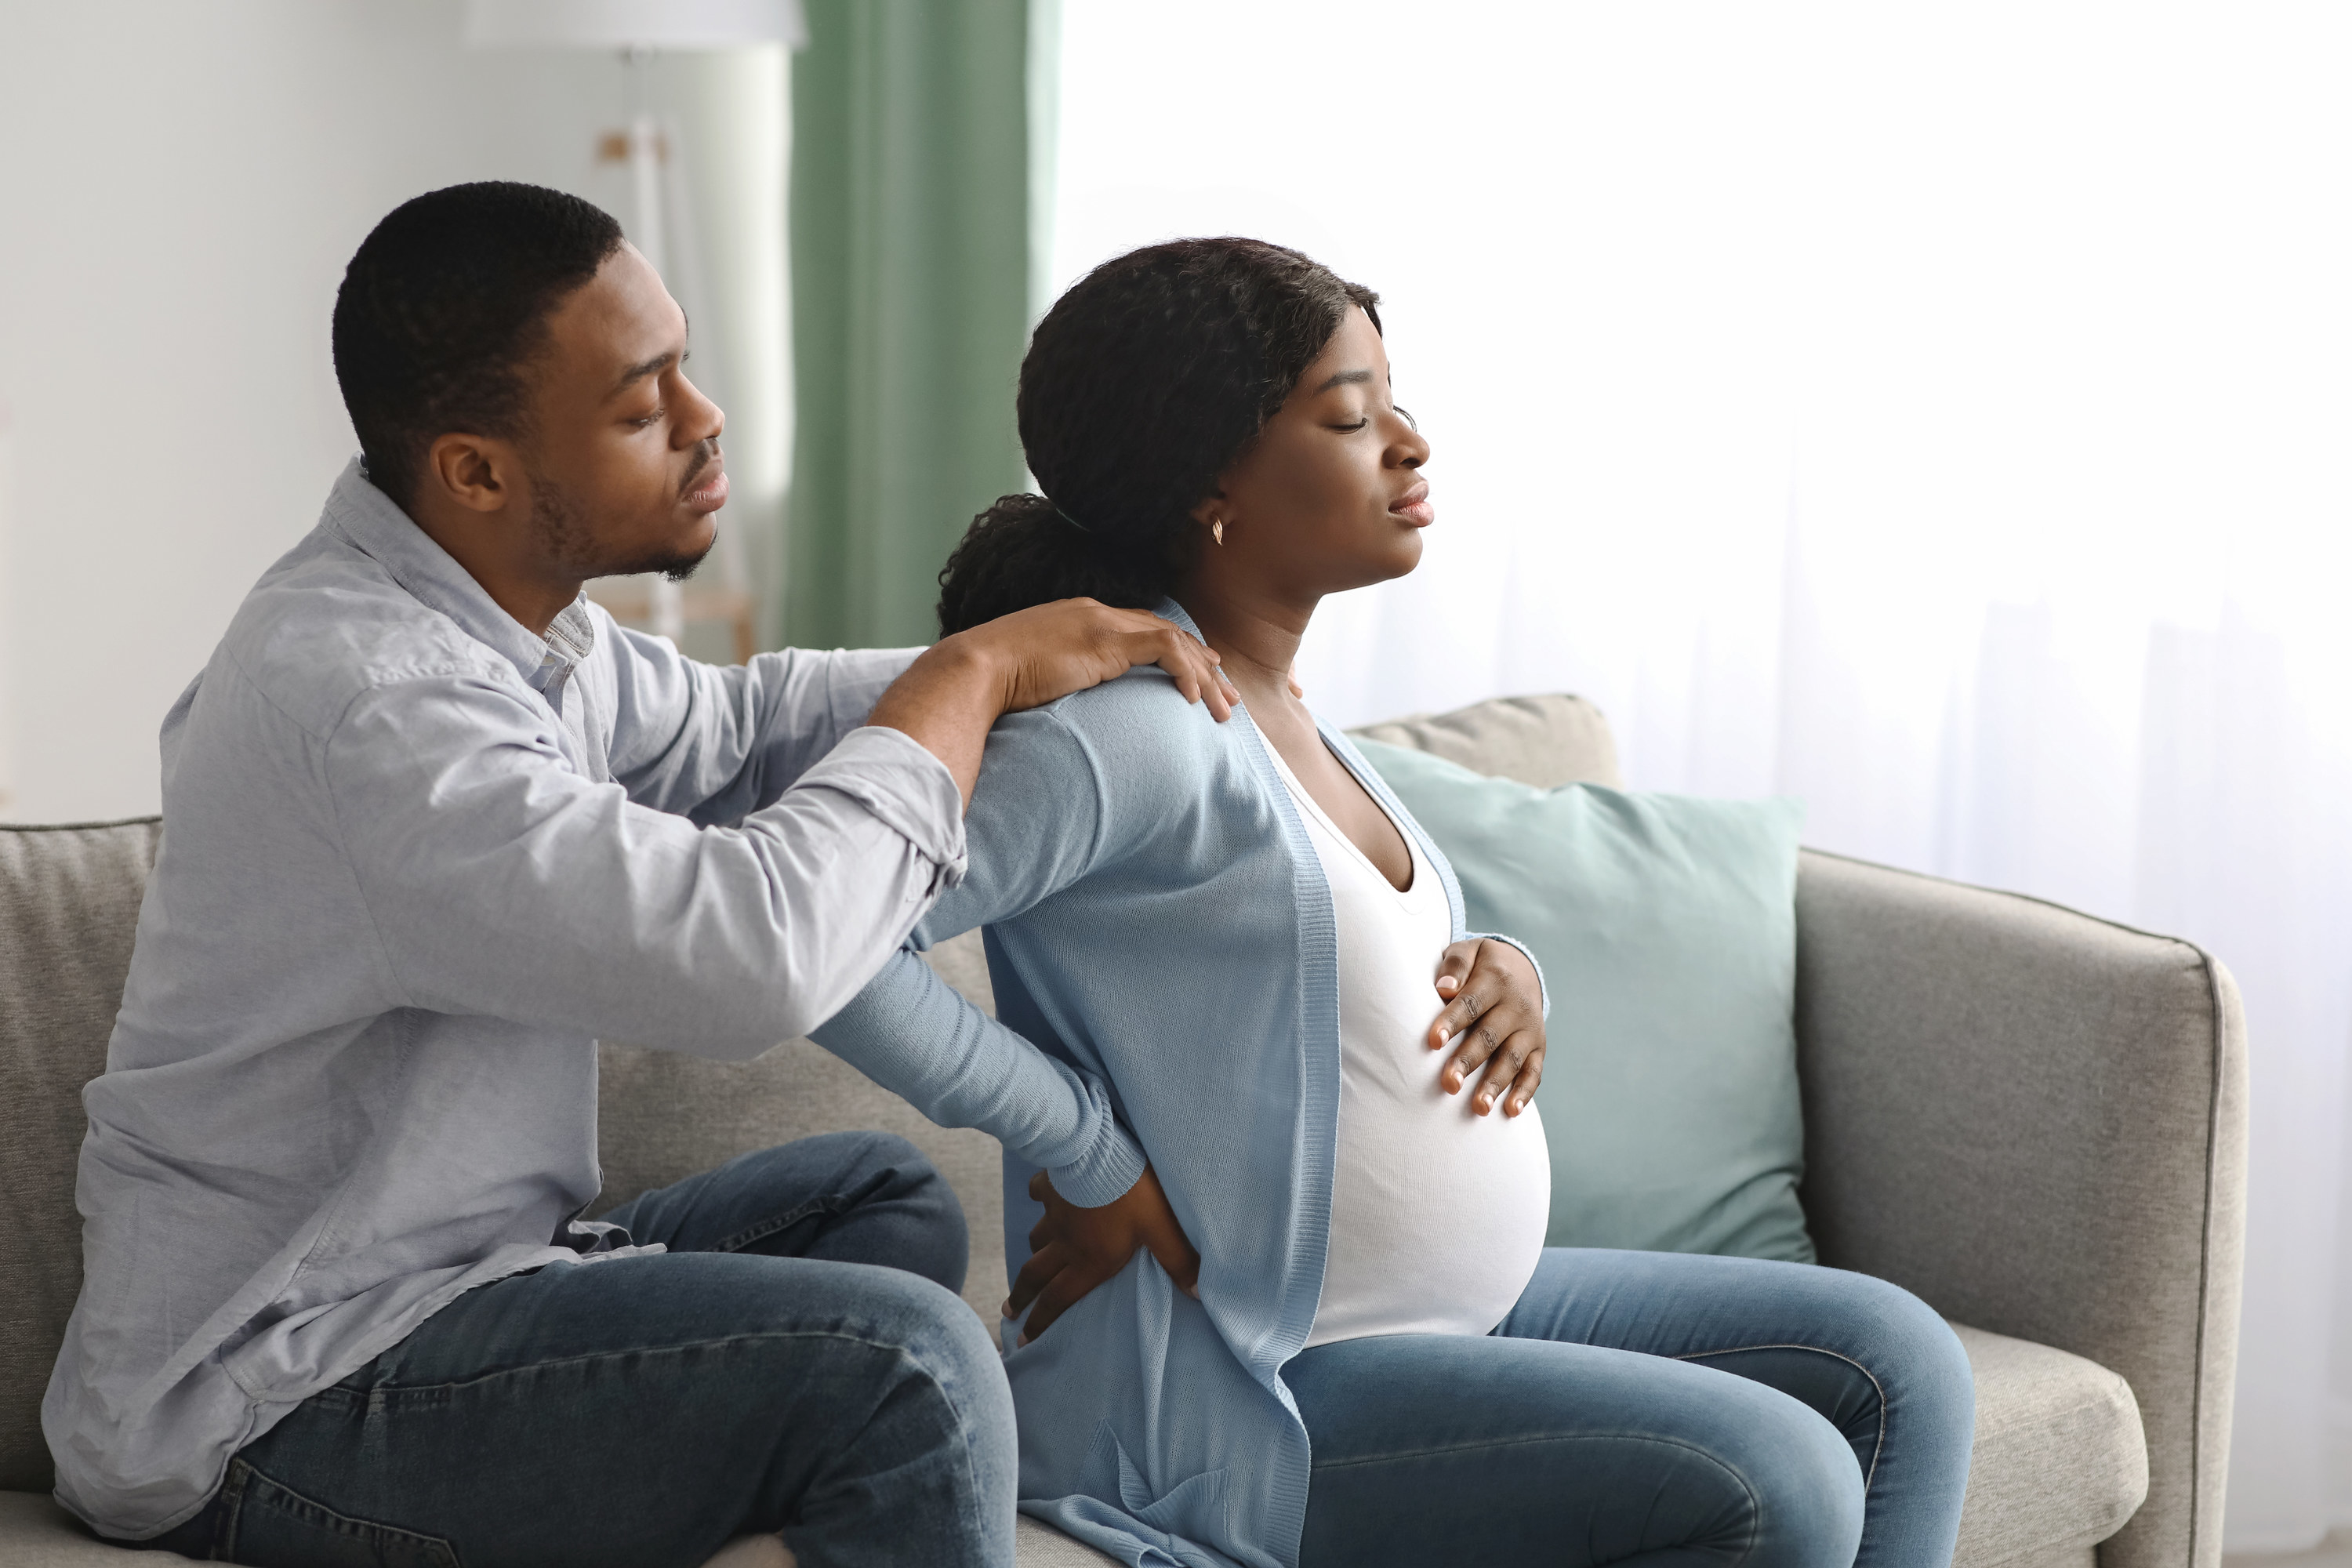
1305, 1094, 1551, 1348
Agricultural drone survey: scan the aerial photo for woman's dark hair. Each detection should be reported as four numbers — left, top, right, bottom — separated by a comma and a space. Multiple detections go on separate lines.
936, 238, 1378, 635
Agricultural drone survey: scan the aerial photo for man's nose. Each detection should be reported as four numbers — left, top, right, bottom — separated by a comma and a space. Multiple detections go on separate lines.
676, 374, 724, 445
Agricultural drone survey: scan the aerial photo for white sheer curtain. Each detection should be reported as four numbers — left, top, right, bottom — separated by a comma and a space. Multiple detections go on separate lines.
1050, 2, 2352, 1550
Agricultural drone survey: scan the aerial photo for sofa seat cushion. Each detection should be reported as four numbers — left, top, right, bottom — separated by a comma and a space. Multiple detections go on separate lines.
1017, 1512, 1120, 1565
0, 1492, 193, 1565
1950, 1322, 2148, 1567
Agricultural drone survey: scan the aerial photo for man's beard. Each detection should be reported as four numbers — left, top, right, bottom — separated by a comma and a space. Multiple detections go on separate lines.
531, 470, 716, 583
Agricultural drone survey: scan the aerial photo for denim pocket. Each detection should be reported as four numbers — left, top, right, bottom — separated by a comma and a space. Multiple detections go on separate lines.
219, 1459, 461, 1568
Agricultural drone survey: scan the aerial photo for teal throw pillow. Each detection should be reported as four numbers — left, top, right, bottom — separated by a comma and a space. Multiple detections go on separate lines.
1357, 739, 1813, 1263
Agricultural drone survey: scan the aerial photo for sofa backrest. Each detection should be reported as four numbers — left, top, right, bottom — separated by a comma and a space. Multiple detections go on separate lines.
1351, 693, 1622, 790
0, 820, 164, 1493
0, 695, 1621, 1495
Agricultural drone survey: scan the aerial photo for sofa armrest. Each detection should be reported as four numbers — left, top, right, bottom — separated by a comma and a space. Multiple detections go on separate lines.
1792, 850, 2245, 1568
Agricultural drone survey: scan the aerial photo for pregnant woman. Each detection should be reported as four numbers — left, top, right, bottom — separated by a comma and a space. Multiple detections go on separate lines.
811, 238, 1974, 1568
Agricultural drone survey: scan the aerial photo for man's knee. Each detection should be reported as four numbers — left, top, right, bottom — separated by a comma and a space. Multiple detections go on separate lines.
821, 1269, 1017, 1528
895, 1274, 1016, 1446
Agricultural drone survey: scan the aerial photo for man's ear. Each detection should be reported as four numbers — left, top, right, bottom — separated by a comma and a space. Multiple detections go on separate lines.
425, 433, 521, 515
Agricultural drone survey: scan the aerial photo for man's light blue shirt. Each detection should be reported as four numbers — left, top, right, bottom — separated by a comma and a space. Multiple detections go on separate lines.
45, 461, 1145, 1539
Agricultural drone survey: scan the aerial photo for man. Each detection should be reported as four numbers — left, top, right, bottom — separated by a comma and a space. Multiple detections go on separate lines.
45, 182, 1212, 1568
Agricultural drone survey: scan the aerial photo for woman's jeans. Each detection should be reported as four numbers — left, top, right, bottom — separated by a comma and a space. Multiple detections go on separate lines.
139, 1132, 1016, 1568
1289, 1249, 1976, 1568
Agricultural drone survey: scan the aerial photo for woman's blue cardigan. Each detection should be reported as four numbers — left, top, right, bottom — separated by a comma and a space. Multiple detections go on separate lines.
812, 603, 1540, 1568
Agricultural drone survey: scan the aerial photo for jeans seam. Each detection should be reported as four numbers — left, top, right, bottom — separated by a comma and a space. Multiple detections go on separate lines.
220, 1455, 463, 1566
212, 1459, 251, 1561
713, 1196, 840, 1255
361, 1326, 934, 1396
1668, 1341, 1889, 1491
1312, 1430, 1762, 1559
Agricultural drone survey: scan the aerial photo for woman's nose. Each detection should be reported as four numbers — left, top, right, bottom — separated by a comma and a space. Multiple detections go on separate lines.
1393, 421, 1430, 468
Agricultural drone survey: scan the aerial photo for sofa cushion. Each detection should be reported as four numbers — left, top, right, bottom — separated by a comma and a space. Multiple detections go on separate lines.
1949, 1322, 2147, 1567
1349, 692, 1622, 791
1357, 742, 1813, 1261
0, 1491, 193, 1565
0, 820, 164, 1494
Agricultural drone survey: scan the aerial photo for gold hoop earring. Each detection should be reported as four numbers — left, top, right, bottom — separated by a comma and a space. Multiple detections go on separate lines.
1212, 520, 1225, 546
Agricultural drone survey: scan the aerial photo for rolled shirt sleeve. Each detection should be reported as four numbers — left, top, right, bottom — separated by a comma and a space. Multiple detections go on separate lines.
599, 616, 924, 825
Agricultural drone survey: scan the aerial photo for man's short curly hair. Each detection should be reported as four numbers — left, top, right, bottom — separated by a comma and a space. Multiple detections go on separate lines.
332, 182, 624, 512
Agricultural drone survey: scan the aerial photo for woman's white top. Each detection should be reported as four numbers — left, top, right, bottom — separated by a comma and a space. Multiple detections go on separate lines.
1264, 741, 1551, 1348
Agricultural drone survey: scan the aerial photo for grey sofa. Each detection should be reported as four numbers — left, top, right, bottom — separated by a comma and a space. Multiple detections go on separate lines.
0, 694, 2245, 1567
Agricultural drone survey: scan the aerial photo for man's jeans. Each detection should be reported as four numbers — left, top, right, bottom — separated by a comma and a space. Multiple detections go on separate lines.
1290, 1249, 1977, 1567
140, 1133, 1016, 1568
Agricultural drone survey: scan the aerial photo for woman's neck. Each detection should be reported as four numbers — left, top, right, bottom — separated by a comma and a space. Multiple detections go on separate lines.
1177, 581, 1319, 718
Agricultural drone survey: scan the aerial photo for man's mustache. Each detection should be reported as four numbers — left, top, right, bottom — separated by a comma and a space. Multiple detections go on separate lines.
679, 440, 720, 498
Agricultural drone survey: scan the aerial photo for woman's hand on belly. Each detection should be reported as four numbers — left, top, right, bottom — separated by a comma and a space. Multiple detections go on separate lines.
1428, 938, 1546, 1118
1007, 1164, 1202, 1344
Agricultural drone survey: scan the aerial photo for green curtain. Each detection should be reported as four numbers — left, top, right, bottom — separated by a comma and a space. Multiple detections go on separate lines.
786, 0, 1036, 650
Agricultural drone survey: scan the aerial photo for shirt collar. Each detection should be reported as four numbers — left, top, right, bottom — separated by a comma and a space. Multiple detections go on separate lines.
321, 456, 597, 691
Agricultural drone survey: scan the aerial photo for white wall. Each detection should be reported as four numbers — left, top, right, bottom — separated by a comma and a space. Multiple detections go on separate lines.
0, 1, 787, 821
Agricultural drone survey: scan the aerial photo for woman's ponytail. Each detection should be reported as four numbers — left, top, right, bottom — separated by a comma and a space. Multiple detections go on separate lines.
935, 492, 1175, 636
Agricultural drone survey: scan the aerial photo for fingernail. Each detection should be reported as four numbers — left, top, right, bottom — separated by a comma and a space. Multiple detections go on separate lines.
1000, 1299, 1013, 1318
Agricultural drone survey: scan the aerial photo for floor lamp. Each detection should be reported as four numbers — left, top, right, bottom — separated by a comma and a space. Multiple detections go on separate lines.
463, 0, 805, 656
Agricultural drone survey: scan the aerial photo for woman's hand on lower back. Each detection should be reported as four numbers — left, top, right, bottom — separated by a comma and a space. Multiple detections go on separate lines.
1427, 938, 1546, 1117
1005, 1164, 1201, 1344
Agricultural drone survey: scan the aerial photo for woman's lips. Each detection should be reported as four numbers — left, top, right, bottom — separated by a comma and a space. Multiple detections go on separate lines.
684, 466, 730, 514
1390, 482, 1434, 527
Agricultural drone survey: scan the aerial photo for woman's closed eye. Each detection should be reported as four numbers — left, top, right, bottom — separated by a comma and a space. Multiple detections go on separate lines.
1329, 403, 1415, 436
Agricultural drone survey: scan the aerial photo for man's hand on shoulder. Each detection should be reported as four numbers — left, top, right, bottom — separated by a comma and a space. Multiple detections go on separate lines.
867, 599, 1236, 807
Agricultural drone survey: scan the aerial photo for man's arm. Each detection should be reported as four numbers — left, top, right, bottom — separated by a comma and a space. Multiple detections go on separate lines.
601, 627, 917, 823
330, 677, 966, 1054
604, 600, 1232, 822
